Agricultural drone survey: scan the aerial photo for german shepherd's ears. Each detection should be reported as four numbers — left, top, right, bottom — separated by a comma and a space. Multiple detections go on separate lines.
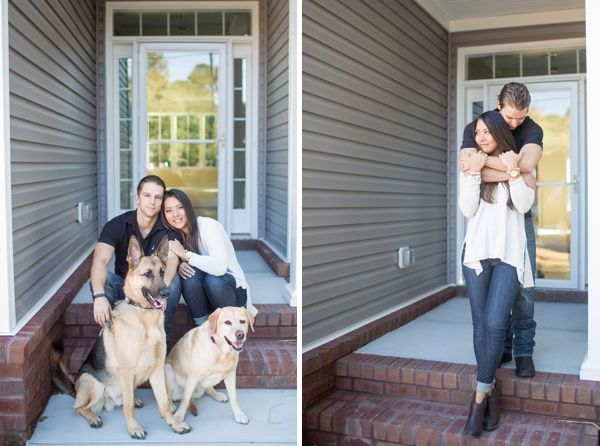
154, 235, 170, 266
127, 236, 143, 269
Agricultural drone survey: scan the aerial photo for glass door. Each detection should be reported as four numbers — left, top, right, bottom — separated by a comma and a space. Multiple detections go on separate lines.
139, 43, 227, 221
488, 81, 580, 288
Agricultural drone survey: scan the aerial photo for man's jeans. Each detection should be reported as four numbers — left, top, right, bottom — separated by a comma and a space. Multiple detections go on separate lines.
180, 267, 248, 326
504, 217, 537, 358
463, 258, 520, 393
94, 272, 181, 336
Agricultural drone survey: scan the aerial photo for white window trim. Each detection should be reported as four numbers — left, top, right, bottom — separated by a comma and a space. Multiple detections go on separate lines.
0, 0, 15, 334
455, 38, 587, 288
105, 1, 259, 238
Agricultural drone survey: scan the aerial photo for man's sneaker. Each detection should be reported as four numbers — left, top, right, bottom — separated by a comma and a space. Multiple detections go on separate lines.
515, 356, 535, 378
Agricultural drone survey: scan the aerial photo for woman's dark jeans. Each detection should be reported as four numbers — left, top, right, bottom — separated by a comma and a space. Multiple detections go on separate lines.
462, 255, 520, 393
181, 267, 248, 325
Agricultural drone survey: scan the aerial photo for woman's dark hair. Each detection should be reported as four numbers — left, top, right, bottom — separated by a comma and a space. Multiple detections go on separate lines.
161, 189, 200, 252
473, 111, 518, 209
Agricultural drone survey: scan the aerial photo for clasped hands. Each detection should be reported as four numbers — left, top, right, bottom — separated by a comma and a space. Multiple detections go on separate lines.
460, 150, 536, 189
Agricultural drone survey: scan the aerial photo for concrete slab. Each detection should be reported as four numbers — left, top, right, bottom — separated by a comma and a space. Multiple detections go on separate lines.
358, 297, 587, 375
27, 389, 296, 445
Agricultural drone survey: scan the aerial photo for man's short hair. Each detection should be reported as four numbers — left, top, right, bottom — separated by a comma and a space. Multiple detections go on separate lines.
498, 82, 531, 110
137, 175, 166, 194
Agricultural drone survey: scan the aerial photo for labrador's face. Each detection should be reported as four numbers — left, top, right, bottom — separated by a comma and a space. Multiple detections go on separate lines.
209, 307, 255, 352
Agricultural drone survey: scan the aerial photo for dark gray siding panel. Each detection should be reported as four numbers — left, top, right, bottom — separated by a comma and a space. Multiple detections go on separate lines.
447, 22, 586, 283
303, 0, 449, 345
265, 0, 288, 256
9, 0, 97, 320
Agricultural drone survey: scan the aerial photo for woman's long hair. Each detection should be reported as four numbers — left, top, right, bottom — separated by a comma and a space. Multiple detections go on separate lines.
473, 111, 518, 209
161, 189, 200, 252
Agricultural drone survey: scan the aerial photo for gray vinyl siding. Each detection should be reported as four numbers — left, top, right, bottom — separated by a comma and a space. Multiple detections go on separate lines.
265, 0, 288, 257
447, 22, 586, 283
9, 0, 98, 320
303, 0, 449, 345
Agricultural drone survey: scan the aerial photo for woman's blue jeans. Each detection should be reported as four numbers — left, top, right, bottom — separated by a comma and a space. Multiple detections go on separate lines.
180, 267, 248, 325
462, 256, 520, 393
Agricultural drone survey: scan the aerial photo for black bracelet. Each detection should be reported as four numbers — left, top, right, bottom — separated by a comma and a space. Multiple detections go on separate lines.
93, 292, 106, 299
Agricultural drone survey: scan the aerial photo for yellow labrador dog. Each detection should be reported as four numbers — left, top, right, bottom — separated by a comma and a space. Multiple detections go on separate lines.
165, 306, 254, 423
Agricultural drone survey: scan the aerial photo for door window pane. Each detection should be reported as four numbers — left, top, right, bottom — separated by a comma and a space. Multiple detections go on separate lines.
197, 12, 223, 35
118, 58, 133, 209
495, 54, 520, 78
146, 50, 220, 218
523, 52, 548, 77
170, 12, 195, 36
141, 12, 167, 36
467, 55, 493, 80
580, 49, 586, 73
529, 91, 572, 280
233, 58, 247, 209
114, 12, 139, 36
550, 50, 577, 75
225, 12, 251, 36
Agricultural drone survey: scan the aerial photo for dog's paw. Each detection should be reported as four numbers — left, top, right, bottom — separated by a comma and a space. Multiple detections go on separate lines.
207, 387, 228, 402
128, 425, 147, 439
88, 415, 103, 428
134, 397, 144, 408
234, 412, 249, 424
171, 419, 192, 435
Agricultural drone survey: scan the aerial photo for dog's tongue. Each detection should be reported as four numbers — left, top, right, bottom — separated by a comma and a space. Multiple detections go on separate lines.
155, 298, 167, 312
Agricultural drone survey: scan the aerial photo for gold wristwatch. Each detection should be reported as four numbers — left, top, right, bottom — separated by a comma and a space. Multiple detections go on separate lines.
506, 167, 521, 179
183, 250, 193, 262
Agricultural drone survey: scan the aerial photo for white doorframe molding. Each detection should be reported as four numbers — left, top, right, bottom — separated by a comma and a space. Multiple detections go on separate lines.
283, 0, 300, 307
580, 0, 599, 381
0, 0, 15, 334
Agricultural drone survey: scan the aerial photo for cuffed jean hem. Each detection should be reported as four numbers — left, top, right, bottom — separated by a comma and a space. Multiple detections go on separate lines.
476, 380, 494, 393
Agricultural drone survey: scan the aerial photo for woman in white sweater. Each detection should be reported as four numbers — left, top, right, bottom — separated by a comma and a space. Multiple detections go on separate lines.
459, 111, 535, 437
161, 189, 257, 326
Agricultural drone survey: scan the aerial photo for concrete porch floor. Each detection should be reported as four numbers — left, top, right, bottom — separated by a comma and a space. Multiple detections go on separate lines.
357, 296, 587, 376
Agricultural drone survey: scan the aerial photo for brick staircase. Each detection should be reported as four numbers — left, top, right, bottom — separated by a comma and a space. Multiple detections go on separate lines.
305, 353, 600, 445
62, 302, 296, 388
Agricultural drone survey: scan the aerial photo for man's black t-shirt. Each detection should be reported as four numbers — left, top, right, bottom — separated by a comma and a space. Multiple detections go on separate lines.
461, 110, 544, 153
98, 210, 182, 279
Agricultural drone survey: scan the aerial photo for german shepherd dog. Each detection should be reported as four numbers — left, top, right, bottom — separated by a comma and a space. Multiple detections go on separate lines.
51, 236, 191, 439
165, 306, 254, 424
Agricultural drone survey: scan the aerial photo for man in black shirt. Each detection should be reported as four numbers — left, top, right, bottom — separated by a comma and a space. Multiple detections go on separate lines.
460, 82, 543, 378
90, 175, 181, 335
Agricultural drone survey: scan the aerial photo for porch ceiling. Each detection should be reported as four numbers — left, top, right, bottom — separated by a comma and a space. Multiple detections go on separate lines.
414, 0, 585, 32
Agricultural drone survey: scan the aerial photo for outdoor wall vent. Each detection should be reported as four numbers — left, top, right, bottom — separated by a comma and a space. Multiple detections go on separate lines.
76, 202, 93, 224
397, 246, 415, 269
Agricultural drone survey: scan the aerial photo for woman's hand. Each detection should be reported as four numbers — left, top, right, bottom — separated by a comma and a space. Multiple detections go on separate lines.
499, 151, 520, 171
169, 240, 186, 259
467, 151, 487, 173
178, 262, 195, 279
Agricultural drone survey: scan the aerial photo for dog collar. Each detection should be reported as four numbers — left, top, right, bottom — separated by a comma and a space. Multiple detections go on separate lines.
124, 296, 153, 310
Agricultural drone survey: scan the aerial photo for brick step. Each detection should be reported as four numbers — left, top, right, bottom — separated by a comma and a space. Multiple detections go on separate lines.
61, 337, 296, 388
64, 302, 296, 340
305, 389, 599, 446
335, 353, 600, 424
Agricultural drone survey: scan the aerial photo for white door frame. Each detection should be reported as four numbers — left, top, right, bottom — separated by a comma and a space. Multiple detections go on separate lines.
456, 38, 587, 290
105, 2, 258, 238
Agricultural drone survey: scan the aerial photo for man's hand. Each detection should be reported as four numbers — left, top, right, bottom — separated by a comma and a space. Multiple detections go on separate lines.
178, 262, 195, 279
522, 173, 537, 190
93, 296, 112, 326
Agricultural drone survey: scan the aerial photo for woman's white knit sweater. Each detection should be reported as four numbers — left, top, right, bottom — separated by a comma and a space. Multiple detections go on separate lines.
459, 173, 535, 287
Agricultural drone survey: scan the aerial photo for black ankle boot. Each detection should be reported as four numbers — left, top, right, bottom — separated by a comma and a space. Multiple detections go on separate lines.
483, 387, 500, 431
463, 395, 486, 438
